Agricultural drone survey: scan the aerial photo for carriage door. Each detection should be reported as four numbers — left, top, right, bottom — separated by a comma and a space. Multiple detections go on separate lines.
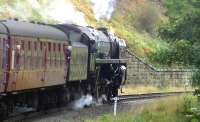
0, 36, 7, 93
63, 44, 70, 80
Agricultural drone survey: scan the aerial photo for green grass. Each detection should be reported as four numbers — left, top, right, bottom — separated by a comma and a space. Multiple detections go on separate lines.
86, 95, 198, 122
119, 85, 193, 95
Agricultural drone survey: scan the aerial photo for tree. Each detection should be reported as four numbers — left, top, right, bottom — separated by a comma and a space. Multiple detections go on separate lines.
158, 10, 200, 42
157, 0, 200, 97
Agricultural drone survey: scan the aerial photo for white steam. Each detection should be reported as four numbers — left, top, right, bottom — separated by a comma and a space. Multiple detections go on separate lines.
40, 0, 87, 26
0, 0, 87, 26
90, 0, 116, 20
0, 0, 116, 23
97, 94, 107, 105
73, 94, 93, 110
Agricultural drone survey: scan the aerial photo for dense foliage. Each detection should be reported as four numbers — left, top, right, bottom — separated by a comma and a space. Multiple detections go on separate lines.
159, 10, 200, 43
149, 40, 194, 66
149, 0, 200, 96
149, 0, 200, 67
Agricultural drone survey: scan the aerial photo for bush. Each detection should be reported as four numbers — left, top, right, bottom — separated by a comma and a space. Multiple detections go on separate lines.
172, 40, 193, 64
177, 96, 193, 114
149, 40, 193, 66
158, 9, 200, 43
148, 46, 172, 66
192, 70, 200, 101
191, 44, 200, 67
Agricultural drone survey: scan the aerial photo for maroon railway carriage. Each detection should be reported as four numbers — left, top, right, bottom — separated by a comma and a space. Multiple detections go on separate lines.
0, 20, 69, 93
0, 20, 71, 119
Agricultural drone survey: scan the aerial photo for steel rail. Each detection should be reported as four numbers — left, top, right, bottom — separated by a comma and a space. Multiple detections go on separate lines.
118, 91, 193, 102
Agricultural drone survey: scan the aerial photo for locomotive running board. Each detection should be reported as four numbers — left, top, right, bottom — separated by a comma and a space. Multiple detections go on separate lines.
96, 59, 128, 64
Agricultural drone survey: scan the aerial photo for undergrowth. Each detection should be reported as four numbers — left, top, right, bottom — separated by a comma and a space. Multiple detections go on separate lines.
86, 95, 198, 122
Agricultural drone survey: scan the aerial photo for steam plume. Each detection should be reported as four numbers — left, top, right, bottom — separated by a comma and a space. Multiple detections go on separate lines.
90, 0, 116, 20
41, 0, 87, 26
0, 0, 88, 26
73, 94, 93, 110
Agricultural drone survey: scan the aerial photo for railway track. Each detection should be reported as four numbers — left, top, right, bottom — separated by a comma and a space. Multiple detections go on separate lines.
2, 105, 73, 122
3, 91, 192, 122
118, 91, 193, 102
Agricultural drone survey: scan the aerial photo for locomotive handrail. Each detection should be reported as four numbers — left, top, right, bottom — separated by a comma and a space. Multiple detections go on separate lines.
96, 59, 128, 64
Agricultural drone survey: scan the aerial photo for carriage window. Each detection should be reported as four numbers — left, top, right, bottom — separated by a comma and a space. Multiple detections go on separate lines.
51, 43, 54, 67
28, 41, 32, 69
47, 42, 51, 67
56, 43, 59, 67
37, 42, 41, 69
34, 41, 38, 68
28, 41, 31, 50
59, 44, 62, 66
34, 42, 37, 50
53, 43, 56, 51
0, 38, 2, 70
58, 44, 61, 52
21, 41, 24, 50
40, 42, 43, 51
63, 44, 65, 51
48, 42, 51, 51
42, 42, 46, 68
14, 41, 21, 70
54, 43, 57, 67
20, 41, 25, 70
57, 44, 60, 67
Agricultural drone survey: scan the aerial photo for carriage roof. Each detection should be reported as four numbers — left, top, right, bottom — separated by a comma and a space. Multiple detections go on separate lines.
0, 20, 68, 41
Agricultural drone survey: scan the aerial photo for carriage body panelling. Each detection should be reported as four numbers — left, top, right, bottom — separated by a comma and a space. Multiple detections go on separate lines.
0, 20, 69, 93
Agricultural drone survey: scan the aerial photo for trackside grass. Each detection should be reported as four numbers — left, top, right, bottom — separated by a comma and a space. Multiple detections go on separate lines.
119, 85, 193, 95
86, 95, 198, 122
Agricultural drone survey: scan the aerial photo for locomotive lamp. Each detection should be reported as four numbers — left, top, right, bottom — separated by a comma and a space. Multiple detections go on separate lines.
67, 45, 72, 51
16, 44, 21, 50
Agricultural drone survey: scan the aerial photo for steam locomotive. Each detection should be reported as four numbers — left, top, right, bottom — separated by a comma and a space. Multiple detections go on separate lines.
0, 20, 127, 119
